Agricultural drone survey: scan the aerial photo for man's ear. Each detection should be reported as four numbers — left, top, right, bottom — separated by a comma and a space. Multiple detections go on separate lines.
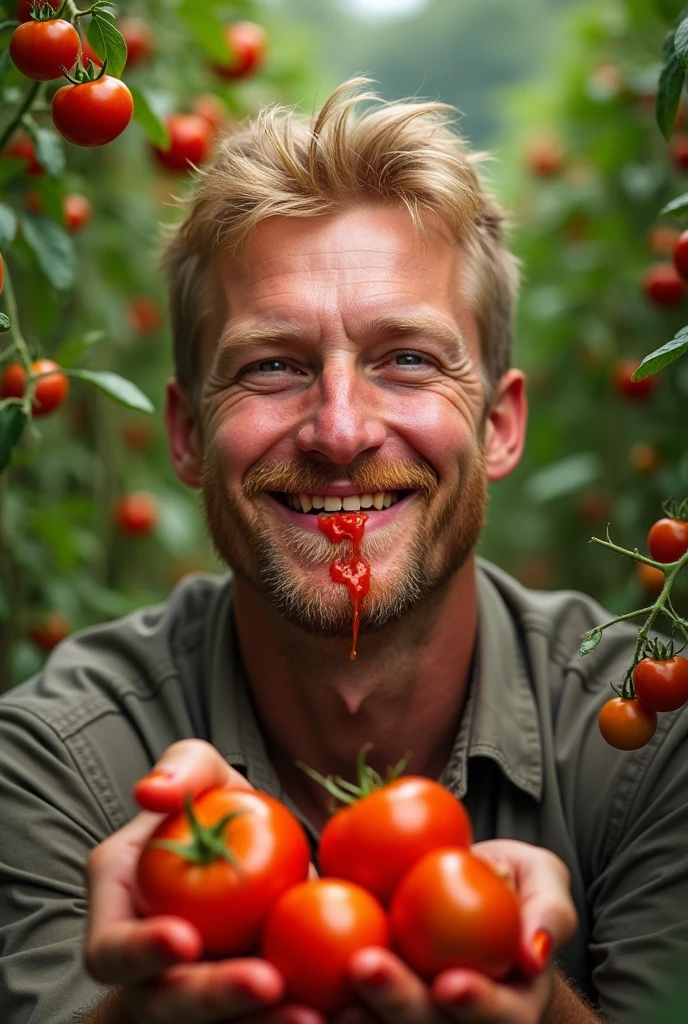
484, 368, 527, 482
165, 379, 203, 488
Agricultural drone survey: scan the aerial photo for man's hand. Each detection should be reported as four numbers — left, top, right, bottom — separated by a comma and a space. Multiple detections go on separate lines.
84, 739, 319, 1024
335, 840, 578, 1024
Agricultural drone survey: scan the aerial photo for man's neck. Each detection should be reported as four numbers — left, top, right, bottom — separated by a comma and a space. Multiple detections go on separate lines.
232, 558, 479, 831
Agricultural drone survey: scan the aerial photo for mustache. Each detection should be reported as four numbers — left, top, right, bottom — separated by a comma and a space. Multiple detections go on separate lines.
243, 458, 439, 500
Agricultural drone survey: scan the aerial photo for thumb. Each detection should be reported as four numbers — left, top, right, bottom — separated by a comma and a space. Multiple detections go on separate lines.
132, 738, 253, 813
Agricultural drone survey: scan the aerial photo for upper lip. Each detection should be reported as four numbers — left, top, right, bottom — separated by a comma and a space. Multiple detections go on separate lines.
268, 484, 411, 496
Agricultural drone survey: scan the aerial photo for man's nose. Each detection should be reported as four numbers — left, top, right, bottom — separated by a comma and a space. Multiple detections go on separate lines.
295, 365, 386, 464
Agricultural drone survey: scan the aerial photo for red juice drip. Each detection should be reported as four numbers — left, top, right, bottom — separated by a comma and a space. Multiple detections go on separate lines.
318, 512, 370, 660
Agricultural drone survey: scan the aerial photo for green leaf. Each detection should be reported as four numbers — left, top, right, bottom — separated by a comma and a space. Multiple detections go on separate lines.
18, 213, 76, 291
657, 30, 685, 139
631, 328, 688, 379
0, 403, 27, 474
178, 0, 230, 63
130, 87, 170, 148
24, 127, 65, 177
659, 192, 688, 217
68, 370, 154, 412
54, 330, 105, 368
676, 16, 688, 69
0, 313, 10, 332
525, 454, 602, 504
0, 203, 17, 247
579, 629, 602, 657
87, 12, 127, 79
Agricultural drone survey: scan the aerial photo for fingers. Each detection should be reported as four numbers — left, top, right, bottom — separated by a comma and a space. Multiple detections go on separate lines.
258, 1006, 327, 1024
133, 739, 253, 813
471, 840, 577, 977
348, 947, 437, 1024
432, 965, 553, 1023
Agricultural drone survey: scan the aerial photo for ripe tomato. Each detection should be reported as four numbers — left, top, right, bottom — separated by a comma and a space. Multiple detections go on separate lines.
0, 362, 26, 400
127, 296, 161, 335
136, 787, 310, 957
613, 359, 655, 401
119, 17, 154, 67
10, 19, 80, 81
52, 75, 133, 147
669, 133, 688, 171
318, 777, 472, 906
2, 132, 43, 175
633, 656, 688, 713
389, 848, 521, 981
628, 442, 659, 475
31, 358, 69, 416
648, 516, 688, 563
525, 136, 563, 177
63, 193, 92, 233
642, 263, 685, 307
646, 224, 680, 255
673, 230, 688, 281
261, 879, 389, 1013
28, 612, 71, 651
212, 21, 266, 80
16, 0, 57, 22
636, 562, 665, 594
152, 114, 213, 171
598, 697, 657, 750
113, 492, 159, 536
191, 94, 227, 134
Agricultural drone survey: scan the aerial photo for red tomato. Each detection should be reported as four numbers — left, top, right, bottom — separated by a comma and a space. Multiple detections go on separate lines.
136, 787, 310, 957
16, 0, 57, 22
10, 19, 80, 81
261, 879, 389, 1013
633, 656, 688, 713
191, 94, 227, 134
648, 516, 688, 563
670, 133, 688, 171
52, 75, 133, 147
318, 777, 472, 905
212, 21, 266, 80
0, 362, 26, 399
14, 359, 69, 417
28, 612, 71, 651
628, 442, 660, 475
636, 562, 665, 594
113, 492, 159, 536
2, 132, 43, 175
525, 136, 563, 177
127, 296, 162, 335
152, 114, 213, 171
119, 17, 154, 67
598, 697, 657, 750
613, 359, 655, 401
673, 230, 688, 281
389, 847, 521, 981
646, 224, 680, 255
642, 263, 685, 307
63, 193, 92, 232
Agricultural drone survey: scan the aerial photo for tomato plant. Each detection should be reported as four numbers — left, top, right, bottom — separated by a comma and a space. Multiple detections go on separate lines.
261, 879, 389, 1014
113, 492, 159, 536
648, 503, 688, 563
152, 114, 213, 171
633, 648, 688, 713
642, 263, 685, 307
9, 19, 80, 82
1, 359, 69, 416
389, 847, 521, 981
16, 0, 57, 22
598, 697, 657, 750
135, 787, 310, 957
212, 21, 266, 80
52, 75, 134, 147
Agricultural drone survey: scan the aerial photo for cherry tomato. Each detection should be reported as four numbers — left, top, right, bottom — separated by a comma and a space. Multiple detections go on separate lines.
212, 21, 266, 80
63, 193, 92, 232
119, 17, 154, 67
10, 19, 80, 81
16, 0, 57, 23
136, 787, 310, 957
0, 362, 26, 399
152, 114, 213, 171
636, 562, 666, 594
598, 697, 657, 750
673, 230, 688, 281
2, 132, 43, 175
389, 847, 521, 981
52, 75, 134, 147
319, 777, 472, 906
670, 133, 688, 171
642, 263, 685, 307
122, 421, 154, 451
613, 359, 655, 401
2, 359, 69, 416
28, 612, 71, 651
127, 296, 162, 335
113, 492, 159, 536
191, 94, 227, 134
261, 879, 389, 1013
628, 442, 660, 475
648, 516, 688, 563
633, 656, 688, 713
525, 136, 563, 177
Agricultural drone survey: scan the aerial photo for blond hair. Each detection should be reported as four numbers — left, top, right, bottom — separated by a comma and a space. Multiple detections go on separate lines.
162, 78, 519, 396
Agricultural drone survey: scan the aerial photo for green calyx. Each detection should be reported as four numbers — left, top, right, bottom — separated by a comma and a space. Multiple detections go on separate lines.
296, 742, 411, 810
643, 635, 686, 662
662, 497, 688, 522
60, 54, 107, 86
148, 794, 246, 870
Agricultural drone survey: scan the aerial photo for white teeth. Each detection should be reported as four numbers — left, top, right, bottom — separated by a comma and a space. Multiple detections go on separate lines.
360, 494, 373, 508
372, 491, 385, 510
382, 492, 392, 508
311, 495, 325, 509
324, 496, 343, 511
342, 495, 361, 511
299, 494, 312, 513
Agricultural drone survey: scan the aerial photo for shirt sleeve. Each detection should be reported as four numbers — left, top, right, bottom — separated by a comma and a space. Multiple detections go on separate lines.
587, 706, 688, 1023
0, 703, 112, 1024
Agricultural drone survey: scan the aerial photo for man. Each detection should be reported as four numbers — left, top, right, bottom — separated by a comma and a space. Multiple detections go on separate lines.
1, 79, 686, 1024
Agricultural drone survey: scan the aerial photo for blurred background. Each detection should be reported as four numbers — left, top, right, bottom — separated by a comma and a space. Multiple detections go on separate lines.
1, 0, 687, 689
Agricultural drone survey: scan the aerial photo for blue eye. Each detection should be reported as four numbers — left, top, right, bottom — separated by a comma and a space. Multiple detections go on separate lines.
395, 353, 424, 365
257, 359, 287, 372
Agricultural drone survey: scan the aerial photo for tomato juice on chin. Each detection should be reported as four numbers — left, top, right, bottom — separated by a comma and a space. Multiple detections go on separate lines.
318, 511, 370, 660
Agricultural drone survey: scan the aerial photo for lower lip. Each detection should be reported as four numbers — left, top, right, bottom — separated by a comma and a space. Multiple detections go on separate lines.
264, 493, 417, 532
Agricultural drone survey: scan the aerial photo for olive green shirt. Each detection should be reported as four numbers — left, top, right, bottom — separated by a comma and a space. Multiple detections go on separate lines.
1, 560, 687, 1024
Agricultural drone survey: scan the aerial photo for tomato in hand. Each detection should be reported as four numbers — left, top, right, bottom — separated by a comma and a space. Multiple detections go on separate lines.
52, 75, 133, 147
598, 696, 657, 750
261, 879, 389, 1013
648, 516, 688, 563
136, 787, 310, 957
113, 492, 159, 536
389, 847, 521, 981
633, 656, 688, 713
10, 19, 80, 81
212, 21, 266, 80
152, 114, 213, 171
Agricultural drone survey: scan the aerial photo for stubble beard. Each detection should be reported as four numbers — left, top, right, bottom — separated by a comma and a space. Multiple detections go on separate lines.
201, 446, 488, 639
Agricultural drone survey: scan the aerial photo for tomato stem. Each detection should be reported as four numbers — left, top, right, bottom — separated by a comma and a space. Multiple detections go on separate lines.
296, 743, 412, 810
0, 264, 33, 387
0, 80, 41, 156
147, 794, 247, 869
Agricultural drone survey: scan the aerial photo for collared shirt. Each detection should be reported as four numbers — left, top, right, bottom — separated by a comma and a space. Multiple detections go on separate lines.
1, 560, 687, 1024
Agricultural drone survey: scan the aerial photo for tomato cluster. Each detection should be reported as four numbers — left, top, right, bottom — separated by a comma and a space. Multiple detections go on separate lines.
0, 358, 69, 416
134, 749, 523, 1014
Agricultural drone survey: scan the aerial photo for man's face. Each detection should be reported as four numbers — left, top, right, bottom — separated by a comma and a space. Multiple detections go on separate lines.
188, 206, 492, 637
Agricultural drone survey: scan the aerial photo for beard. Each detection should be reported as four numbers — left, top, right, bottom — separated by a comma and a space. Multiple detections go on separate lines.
201, 445, 487, 639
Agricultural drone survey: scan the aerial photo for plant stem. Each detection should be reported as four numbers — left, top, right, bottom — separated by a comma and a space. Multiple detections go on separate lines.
0, 79, 41, 155
0, 263, 32, 371
582, 606, 654, 636
590, 534, 665, 570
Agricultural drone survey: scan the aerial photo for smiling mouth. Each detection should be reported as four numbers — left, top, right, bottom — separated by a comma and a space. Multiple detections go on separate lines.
270, 490, 412, 514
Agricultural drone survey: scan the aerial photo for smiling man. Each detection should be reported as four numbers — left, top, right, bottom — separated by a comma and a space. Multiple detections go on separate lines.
2, 79, 688, 1024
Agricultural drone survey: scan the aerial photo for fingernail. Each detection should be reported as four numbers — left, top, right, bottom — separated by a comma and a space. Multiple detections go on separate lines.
531, 929, 552, 970
360, 965, 391, 990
